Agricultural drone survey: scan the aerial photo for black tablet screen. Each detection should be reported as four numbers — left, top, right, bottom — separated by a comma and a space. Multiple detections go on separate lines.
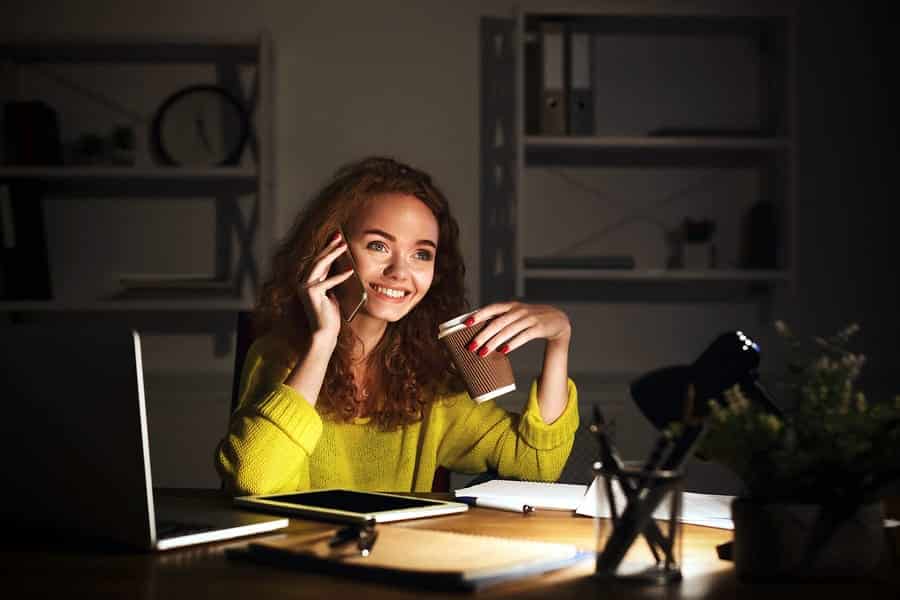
259, 490, 440, 513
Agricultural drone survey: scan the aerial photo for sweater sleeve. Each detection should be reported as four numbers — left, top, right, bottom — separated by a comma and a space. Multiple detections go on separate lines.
438, 378, 579, 482
214, 336, 323, 495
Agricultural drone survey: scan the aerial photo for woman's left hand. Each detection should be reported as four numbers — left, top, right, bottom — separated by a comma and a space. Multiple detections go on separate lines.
463, 302, 571, 357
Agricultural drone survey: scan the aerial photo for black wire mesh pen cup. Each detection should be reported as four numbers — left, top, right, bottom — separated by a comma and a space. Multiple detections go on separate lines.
592, 461, 684, 584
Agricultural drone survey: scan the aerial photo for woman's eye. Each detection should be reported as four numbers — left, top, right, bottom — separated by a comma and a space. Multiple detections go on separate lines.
367, 240, 388, 252
414, 249, 434, 261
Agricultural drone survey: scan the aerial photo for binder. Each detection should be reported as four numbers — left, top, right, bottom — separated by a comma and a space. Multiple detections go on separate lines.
228, 525, 591, 591
0, 100, 61, 299
0, 182, 53, 300
540, 22, 566, 135
568, 32, 594, 135
524, 31, 542, 135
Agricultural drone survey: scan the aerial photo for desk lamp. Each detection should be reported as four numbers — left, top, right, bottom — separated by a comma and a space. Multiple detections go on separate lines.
630, 330, 781, 468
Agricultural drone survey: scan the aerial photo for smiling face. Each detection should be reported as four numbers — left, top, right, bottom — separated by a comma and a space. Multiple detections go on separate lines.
341, 193, 439, 324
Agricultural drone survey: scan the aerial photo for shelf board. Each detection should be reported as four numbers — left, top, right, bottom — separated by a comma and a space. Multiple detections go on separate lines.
0, 299, 253, 312
525, 268, 791, 283
525, 136, 791, 151
2, 35, 261, 63
521, 8, 794, 18
524, 136, 791, 168
0, 166, 257, 181
0, 166, 260, 195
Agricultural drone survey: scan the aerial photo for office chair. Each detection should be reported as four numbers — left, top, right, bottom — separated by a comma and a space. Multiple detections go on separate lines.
229, 311, 451, 493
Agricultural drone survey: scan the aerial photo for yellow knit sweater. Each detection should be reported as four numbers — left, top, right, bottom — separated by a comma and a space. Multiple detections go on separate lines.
215, 334, 579, 495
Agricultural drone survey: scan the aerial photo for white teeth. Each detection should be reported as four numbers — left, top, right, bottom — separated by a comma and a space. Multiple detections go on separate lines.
374, 285, 406, 298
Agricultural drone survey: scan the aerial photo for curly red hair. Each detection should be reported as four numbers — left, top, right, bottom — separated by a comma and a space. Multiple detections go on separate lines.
254, 157, 468, 429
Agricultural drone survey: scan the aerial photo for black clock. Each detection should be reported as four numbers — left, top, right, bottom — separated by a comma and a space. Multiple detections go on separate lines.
151, 84, 250, 166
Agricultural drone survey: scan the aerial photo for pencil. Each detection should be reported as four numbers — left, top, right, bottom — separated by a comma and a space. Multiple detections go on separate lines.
456, 496, 536, 514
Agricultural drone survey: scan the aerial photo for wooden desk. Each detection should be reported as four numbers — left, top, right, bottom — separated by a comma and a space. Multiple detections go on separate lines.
2, 489, 896, 599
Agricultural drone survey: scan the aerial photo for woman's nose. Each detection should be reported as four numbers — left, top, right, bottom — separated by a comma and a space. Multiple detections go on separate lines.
383, 256, 409, 279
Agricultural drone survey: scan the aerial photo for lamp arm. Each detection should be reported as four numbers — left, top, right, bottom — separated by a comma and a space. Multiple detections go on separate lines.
739, 376, 783, 417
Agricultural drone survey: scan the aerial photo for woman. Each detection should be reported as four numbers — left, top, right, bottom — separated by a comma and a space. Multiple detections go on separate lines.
215, 157, 578, 494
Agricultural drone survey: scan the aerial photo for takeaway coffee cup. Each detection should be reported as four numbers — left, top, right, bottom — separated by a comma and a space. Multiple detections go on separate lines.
438, 311, 516, 403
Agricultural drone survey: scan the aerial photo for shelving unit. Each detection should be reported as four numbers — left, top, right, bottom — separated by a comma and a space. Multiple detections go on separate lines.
480, 8, 795, 303
0, 32, 274, 314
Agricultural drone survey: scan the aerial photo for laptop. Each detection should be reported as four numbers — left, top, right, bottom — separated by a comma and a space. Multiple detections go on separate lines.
0, 322, 288, 551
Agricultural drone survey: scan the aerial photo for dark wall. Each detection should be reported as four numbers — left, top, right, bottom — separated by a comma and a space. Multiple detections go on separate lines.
789, 1, 899, 401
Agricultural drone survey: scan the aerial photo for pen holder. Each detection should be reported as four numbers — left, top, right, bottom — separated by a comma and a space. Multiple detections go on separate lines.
592, 461, 684, 584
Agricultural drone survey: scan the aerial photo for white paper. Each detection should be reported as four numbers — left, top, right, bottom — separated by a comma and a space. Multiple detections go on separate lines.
454, 480, 588, 511
574, 478, 736, 530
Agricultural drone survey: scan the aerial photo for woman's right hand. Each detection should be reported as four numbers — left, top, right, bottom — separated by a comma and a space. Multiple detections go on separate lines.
297, 231, 354, 348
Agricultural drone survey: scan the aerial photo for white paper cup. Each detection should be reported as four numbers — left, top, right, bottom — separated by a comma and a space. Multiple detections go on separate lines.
438, 310, 477, 333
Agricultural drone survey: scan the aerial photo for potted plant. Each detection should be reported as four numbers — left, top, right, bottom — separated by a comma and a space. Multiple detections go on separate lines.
693, 322, 900, 580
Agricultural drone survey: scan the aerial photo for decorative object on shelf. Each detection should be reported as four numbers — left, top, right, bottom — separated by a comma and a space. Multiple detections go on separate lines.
685, 322, 900, 580
67, 132, 106, 165
151, 84, 250, 167
739, 200, 778, 269
109, 125, 136, 166
2, 100, 63, 166
677, 217, 716, 270
64, 125, 137, 166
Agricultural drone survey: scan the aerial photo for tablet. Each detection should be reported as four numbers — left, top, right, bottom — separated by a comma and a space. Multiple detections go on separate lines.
234, 489, 469, 523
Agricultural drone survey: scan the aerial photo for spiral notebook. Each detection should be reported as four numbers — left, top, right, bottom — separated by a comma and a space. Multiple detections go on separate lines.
228, 525, 592, 591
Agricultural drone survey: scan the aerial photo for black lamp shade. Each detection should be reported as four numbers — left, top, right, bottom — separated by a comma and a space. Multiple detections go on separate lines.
631, 331, 771, 431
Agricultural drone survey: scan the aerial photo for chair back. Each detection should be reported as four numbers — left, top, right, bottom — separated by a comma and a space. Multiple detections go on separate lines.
230, 310, 256, 416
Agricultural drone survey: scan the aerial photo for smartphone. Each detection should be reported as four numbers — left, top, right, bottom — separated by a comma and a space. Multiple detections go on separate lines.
331, 226, 367, 322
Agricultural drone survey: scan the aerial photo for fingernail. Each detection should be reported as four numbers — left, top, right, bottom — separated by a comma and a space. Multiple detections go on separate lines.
331, 231, 341, 243
466, 341, 478, 352
464, 317, 475, 327
477, 346, 489, 357
499, 344, 510, 354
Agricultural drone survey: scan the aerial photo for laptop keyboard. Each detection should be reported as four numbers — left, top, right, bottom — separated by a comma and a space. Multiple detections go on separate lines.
156, 519, 218, 539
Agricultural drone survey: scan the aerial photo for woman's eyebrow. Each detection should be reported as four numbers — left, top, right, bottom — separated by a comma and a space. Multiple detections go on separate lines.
363, 228, 437, 249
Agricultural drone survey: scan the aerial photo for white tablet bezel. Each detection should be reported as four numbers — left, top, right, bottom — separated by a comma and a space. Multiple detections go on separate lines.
234, 488, 469, 523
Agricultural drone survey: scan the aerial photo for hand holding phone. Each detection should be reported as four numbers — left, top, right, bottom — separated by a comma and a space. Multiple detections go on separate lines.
330, 226, 367, 322
296, 230, 359, 339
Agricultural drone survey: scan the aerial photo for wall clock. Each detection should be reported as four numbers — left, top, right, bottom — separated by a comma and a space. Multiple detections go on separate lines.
151, 84, 250, 166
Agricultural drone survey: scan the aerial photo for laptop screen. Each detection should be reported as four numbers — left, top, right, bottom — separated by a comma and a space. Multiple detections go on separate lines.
0, 322, 156, 547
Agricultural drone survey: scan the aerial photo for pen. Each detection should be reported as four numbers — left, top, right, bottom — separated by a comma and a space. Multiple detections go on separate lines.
456, 496, 535, 514
590, 405, 622, 522
590, 404, 624, 473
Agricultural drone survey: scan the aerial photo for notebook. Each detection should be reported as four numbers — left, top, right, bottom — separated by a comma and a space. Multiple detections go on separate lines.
228, 525, 593, 591
454, 480, 589, 510
0, 322, 288, 551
